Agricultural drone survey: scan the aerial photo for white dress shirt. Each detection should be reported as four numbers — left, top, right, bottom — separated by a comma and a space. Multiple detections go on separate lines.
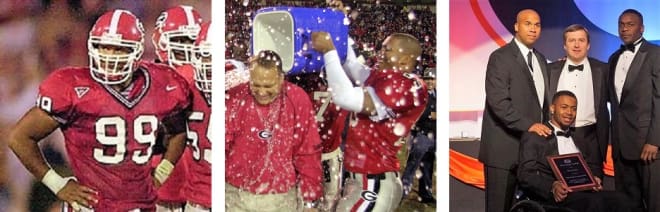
614, 37, 643, 102
557, 59, 596, 127
549, 122, 580, 155
515, 38, 545, 108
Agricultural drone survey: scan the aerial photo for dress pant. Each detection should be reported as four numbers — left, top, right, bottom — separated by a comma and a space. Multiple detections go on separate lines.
544, 190, 631, 212
615, 156, 660, 212
572, 124, 603, 165
484, 166, 517, 212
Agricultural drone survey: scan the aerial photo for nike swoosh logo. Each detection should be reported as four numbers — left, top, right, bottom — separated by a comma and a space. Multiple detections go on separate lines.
166, 85, 177, 91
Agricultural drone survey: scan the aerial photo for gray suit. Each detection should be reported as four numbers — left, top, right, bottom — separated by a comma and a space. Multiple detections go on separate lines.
548, 58, 610, 168
608, 39, 660, 212
479, 40, 550, 212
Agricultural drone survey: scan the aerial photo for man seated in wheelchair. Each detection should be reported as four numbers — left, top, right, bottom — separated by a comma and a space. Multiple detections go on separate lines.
517, 90, 630, 212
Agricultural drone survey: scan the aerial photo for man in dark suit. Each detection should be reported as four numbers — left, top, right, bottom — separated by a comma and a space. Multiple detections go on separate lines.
547, 24, 609, 170
478, 9, 552, 212
517, 91, 630, 212
608, 9, 660, 212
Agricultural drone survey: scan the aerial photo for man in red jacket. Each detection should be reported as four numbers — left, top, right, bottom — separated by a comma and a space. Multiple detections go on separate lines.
225, 50, 323, 211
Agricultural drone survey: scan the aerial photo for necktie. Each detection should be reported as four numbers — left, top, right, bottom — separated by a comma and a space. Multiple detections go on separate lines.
556, 130, 571, 138
568, 64, 584, 72
527, 51, 534, 72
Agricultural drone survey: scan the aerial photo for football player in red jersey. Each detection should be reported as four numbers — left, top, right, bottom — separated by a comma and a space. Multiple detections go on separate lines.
174, 21, 212, 211
288, 72, 348, 212
312, 32, 428, 211
225, 50, 323, 211
150, 5, 203, 211
8, 9, 191, 211
152, 5, 203, 67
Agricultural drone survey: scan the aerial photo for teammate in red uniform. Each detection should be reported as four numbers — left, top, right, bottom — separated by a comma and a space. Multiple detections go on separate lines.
150, 5, 203, 211
289, 72, 348, 212
173, 21, 212, 211
312, 32, 428, 211
8, 9, 190, 211
225, 50, 323, 211
152, 5, 203, 67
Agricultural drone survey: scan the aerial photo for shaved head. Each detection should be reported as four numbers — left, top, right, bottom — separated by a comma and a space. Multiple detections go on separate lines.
514, 9, 541, 47
378, 33, 422, 72
390, 33, 422, 59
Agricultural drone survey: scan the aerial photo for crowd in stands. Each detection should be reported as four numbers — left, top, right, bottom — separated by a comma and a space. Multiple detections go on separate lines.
226, 0, 437, 71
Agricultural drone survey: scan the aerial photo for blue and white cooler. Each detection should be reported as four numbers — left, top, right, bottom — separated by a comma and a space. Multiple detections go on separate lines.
252, 7, 349, 75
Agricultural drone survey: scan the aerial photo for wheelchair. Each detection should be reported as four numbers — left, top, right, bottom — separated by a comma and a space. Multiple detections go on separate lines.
509, 189, 577, 212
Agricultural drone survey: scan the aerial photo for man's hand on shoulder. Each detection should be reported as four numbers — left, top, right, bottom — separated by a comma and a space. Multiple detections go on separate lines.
528, 123, 551, 137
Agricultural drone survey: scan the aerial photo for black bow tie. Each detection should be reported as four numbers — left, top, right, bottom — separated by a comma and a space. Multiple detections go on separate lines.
556, 130, 572, 138
568, 64, 584, 72
620, 40, 642, 53
621, 44, 636, 53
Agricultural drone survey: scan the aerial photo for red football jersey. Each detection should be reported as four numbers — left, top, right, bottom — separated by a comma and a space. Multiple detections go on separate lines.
343, 70, 428, 174
150, 65, 193, 204
37, 62, 191, 211
178, 65, 212, 207
288, 73, 348, 153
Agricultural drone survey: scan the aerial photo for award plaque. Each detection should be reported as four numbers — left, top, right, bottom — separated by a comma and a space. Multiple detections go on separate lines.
546, 153, 597, 191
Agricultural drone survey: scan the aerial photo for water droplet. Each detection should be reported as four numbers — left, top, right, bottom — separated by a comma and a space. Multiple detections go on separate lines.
393, 122, 406, 136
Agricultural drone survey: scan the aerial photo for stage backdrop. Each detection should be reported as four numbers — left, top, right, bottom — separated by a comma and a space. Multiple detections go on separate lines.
449, 0, 660, 139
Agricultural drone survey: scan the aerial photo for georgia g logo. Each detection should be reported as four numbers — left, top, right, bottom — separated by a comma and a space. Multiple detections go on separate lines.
360, 191, 378, 202
258, 130, 272, 140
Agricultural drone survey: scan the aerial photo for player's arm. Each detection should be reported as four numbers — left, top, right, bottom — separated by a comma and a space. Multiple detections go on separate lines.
153, 131, 187, 187
155, 79, 193, 186
311, 31, 376, 116
9, 107, 97, 209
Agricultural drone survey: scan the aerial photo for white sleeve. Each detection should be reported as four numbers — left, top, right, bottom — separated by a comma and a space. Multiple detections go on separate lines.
323, 50, 364, 112
342, 37, 370, 85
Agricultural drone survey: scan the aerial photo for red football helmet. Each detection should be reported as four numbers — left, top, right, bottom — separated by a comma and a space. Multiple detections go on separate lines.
152, 5, 203, 68
192, 21, 212, 94
88, 9, 145, 85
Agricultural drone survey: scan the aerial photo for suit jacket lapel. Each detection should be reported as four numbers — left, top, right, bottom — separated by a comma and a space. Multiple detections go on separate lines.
549, 60, 565, 95
544, 136, 560, 157
589, 58, 602, 112
609, 51, 622, 106
543, 123, 560, 156
509, 41, 534, 83
621, 41, 649, 103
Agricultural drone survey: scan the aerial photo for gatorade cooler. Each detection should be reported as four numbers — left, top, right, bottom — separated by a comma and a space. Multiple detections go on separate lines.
252, 7, 349, 75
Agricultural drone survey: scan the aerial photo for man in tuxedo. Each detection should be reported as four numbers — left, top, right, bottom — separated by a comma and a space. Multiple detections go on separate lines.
478, 9, 551, 212
608, 9, 660, 212
547, 24, 609, 172
517, 91, 630, 212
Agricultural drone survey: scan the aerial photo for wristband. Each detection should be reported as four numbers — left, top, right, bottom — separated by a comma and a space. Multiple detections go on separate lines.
155, 159, 175, 184
42, 169, 69, 194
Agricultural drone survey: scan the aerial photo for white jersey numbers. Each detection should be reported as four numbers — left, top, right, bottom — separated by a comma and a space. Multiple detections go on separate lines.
187, 111, 211, 164
94, 115, 158, 164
